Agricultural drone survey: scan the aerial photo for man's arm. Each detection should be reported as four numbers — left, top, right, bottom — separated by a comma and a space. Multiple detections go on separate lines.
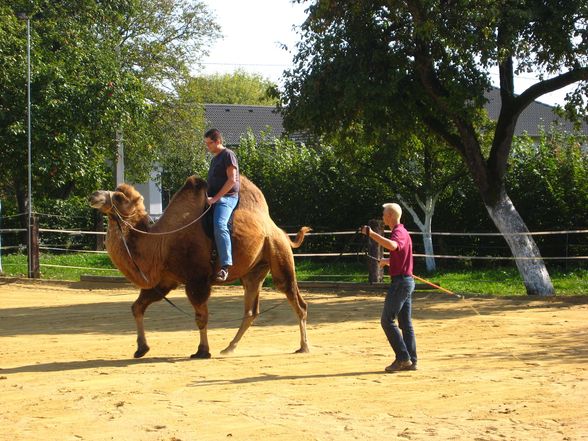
360, 225, 399, 252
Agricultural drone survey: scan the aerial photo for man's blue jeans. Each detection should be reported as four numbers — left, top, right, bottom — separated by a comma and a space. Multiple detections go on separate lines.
213, 195, 238, 268
381, 275, 417, 364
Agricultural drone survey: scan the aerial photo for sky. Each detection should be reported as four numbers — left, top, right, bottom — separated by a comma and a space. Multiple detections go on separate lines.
200, 0, 573, 106
200, 0, 307, 86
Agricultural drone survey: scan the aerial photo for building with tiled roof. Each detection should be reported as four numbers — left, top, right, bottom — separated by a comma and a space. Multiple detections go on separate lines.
203, 90, 587, 144
484, 88, 588, 137
204, 103, 307, 145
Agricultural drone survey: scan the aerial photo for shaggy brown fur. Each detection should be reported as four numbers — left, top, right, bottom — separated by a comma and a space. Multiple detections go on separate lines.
89, 175, 311, 358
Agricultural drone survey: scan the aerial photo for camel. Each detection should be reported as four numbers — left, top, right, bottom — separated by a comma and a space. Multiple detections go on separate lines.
88, 175, 311, 359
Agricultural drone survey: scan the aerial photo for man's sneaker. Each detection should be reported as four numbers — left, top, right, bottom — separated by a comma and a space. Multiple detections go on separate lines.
215, 268, 228, 282
385, 359, 413, 373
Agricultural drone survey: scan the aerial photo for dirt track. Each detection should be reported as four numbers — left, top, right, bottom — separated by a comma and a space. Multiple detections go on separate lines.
1, 278, 587, 441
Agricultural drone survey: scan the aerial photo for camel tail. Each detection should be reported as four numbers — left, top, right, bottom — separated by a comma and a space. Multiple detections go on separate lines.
289, 226, 312, 249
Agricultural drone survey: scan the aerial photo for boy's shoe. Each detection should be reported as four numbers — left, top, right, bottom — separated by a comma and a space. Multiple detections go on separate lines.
385, 359, 413, 373
215, 267, 228, 282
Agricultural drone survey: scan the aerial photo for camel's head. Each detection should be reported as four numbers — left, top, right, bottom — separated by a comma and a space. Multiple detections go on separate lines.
88, 183, 146, 218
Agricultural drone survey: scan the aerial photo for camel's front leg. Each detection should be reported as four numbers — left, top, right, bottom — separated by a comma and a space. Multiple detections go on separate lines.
296, 317, 310, 353
185, 279, 212, 359
131, 287, 167, 358
133, 310, 149, 358
190, 302, 211, 359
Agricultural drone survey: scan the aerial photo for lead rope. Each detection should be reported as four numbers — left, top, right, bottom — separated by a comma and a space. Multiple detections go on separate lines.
112, 201, 211, 236
111, 207, 283, 322
113, 210, 199, 318
364, 232, 525, 363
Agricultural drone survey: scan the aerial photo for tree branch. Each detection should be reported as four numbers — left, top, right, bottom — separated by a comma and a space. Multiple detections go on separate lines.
514, 68, 588, 111
491, 66, 588, 185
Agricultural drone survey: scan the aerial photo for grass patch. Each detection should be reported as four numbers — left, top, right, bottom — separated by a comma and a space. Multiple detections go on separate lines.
1, 252, 118, 280
437, 268, 588, 296
0, 252, 586, 296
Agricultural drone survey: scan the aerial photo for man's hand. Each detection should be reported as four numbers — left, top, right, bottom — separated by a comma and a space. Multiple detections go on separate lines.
360, 225, 371, 236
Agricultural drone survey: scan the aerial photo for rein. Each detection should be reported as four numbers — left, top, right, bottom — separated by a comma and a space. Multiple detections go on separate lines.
108, 192, 211, 317
111, 215, 195, 317
108, 192, 210, 281
111, 198, 211, 236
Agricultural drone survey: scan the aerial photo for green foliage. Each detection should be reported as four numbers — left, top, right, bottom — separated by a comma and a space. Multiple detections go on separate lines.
282, 1, 588, 294
282, 1, 588, 204
1, 252, 117, 280
153, 70, 280, 194
183, 69, 278, 105
237, 132, 391, 231
507, 127, 588, 230
0, 0, 219, 222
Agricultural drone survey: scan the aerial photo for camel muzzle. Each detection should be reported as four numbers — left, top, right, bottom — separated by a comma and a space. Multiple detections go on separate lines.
88, 191, 107, 209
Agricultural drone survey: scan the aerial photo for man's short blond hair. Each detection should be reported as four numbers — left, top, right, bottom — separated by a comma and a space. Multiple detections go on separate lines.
382, 203, 402, 221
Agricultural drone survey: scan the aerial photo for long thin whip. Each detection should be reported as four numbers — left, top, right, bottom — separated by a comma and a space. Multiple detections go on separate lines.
365, 252, 461, 298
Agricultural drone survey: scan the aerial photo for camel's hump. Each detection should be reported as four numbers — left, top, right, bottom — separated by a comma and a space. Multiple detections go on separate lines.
179, 174, 269, 213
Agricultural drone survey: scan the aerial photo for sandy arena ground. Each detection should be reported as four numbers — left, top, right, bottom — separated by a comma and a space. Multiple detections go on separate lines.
0, 278, 587, 441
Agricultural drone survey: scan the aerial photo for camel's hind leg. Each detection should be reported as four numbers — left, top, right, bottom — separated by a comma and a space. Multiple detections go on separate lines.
131, 286, 170, 358
221, 262, 270, 355
270, 247, 309, 353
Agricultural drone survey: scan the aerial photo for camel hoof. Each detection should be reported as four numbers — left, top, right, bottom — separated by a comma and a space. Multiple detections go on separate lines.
294, 346, 310, 354
134, 346, 150, 358
190, 350, 211, 359
190, 344, 211, 359
220, 346, 235, 355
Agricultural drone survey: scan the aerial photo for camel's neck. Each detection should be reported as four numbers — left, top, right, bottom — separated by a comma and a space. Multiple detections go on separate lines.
105, 214, 157, 288
103, 186, 208, 287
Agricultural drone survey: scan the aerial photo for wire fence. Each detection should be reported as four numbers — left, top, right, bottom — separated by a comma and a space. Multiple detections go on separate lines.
1, 219, 587, 277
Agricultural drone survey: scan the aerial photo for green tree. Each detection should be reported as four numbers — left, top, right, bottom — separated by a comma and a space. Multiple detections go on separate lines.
183, 69, 278, 105
237, 132, 391, 231
0, 0, 218, 226
153, 69, 280, 195
508, 127, 588, 230
105, 0, 220, 186
329, 125, 469, 272
280, 0, 588, 295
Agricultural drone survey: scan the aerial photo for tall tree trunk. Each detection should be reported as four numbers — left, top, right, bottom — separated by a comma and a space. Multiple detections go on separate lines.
484, 189, 554, 296
422, 231, 435, 272
452, 118, 554, 296
397, 193, 437, 273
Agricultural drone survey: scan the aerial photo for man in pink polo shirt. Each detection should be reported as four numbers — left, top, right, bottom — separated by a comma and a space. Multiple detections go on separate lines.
361, 203, 417, 372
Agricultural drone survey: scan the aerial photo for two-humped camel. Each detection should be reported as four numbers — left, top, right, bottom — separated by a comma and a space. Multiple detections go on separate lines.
89, 175, 310, 358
